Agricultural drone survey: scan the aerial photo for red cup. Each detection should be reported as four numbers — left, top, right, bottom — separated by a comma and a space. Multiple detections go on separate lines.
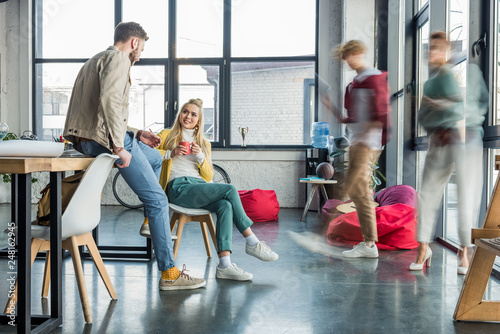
179, 141, 191, 154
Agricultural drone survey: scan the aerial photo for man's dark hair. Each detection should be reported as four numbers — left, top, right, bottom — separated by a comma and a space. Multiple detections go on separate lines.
114, 22, 149, 44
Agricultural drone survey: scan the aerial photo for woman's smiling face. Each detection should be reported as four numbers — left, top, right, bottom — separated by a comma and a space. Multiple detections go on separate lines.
179, 103, 200, 130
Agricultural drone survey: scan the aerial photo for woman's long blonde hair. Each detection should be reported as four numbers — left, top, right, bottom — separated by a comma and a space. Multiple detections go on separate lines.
162, 98, 212, 166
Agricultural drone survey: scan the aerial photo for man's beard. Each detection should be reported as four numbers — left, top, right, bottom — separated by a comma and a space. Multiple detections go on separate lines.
129, 48, 138, 64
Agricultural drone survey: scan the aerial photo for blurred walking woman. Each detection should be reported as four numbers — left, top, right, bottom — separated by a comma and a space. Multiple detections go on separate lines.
409, 31, 486, 274
155, 98, 278, 281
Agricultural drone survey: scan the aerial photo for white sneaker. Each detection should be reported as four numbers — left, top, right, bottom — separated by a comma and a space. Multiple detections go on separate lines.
342, 242, 379, 258
216, 263, 253, 281
245, 242, 279, 261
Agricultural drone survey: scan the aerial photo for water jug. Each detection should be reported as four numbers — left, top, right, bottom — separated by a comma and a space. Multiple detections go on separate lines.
311, 122, 329, 148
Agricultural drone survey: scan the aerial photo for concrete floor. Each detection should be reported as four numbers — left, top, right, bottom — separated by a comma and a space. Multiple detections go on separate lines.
0, 204, 499, 333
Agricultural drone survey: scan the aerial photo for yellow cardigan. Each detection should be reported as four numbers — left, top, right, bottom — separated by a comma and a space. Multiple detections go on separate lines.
156, 129, 214, 191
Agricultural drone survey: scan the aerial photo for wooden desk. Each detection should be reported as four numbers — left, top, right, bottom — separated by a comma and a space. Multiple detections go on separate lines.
300, 179, 337, 221
0, 157, 93, 333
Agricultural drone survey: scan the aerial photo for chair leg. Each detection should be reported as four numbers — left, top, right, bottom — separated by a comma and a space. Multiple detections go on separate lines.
173, 215, 189, 260
454, 246, 499, 321
66, 235, 92, 324
4, 238, 44, 313
170, 212, 180, 234
83, 232, 117, 300
41, 251, 51, 298
206, 214, 218, 253
200, 221, 212, 258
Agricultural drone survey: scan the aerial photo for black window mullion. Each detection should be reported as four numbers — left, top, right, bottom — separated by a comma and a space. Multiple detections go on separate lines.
221, 0, 231, 147
314, 0, 319, 123
33, 0, 41, 135
167, 0, 177, 127
115, 0, 122, 26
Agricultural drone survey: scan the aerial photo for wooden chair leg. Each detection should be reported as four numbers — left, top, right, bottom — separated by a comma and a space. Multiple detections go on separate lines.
65, 235, 92, 324
41, 250, 51, 298
454, 246, 498, 321
206, 214, 218, 253
83, 232, 117, 300
170, 212, 180, 233
4, 238, 44, 313
173, 215, 189, 260
200, 221, 212, 258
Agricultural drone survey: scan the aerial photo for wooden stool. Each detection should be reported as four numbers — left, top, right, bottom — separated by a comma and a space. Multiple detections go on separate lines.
169, 203, 218, 260
299, 179, 338, 221
454, 160, 500, 321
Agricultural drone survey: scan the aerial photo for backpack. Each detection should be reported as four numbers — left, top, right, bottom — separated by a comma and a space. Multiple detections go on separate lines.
35, 172, 84, 226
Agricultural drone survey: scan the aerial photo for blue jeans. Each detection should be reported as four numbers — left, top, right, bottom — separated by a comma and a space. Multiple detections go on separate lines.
79, 131, 175, 271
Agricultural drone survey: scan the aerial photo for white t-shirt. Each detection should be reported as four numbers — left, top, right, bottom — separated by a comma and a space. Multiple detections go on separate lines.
164, 128, 205, 183
346, 68, 383, 150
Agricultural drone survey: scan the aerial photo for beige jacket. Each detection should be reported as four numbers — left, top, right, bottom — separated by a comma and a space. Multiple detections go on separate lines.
63, 46, 138, 150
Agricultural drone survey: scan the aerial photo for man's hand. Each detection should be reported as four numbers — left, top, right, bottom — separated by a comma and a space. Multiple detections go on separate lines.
139, 130, 161, 148
115, 149, 132, 168
321, 94, 343, 122
320, 94, 333, 111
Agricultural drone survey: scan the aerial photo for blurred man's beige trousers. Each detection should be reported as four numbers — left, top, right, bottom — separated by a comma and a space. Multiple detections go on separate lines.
344, 144, 381, 242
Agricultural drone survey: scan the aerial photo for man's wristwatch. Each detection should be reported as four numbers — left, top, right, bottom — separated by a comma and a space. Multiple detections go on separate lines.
136, 130, 143, 140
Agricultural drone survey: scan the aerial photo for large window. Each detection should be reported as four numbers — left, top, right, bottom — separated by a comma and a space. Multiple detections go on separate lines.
39, 0, 114, 59
231, 0, 315, 57
443, 0, 468, 245
123, 0, 169, 58
33, 0, 317, 147
176, 0, 223, 58
230, 61, 315, 146
178, 65, 220, 141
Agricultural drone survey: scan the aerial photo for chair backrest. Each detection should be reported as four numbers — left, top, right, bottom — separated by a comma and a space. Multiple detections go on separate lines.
61, 153, 118, 239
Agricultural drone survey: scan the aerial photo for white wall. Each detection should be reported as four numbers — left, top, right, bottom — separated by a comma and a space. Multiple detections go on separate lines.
0, 0, 32, 136
212, 151, 306, 208
0, 0, 31, 203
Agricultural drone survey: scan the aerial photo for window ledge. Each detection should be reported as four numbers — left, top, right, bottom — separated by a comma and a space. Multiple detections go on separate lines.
212, 148, 307, 161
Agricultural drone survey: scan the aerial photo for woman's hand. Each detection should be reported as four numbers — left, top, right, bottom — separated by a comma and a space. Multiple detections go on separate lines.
191, 143, 201, 155
171, 144, 189, 158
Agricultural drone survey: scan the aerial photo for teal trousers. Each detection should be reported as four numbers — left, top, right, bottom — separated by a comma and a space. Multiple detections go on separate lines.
167, 177, 253, 252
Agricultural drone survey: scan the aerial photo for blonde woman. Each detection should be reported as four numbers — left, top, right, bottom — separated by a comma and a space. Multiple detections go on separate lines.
151, 98, 278, 281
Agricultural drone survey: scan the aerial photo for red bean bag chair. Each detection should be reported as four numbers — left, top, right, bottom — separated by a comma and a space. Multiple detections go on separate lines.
238, 189, 279, 222
326, 203, 418, 250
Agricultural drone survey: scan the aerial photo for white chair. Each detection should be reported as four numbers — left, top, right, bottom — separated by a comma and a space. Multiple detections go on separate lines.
4, 153, 119, 324
169, 203, 217, 260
